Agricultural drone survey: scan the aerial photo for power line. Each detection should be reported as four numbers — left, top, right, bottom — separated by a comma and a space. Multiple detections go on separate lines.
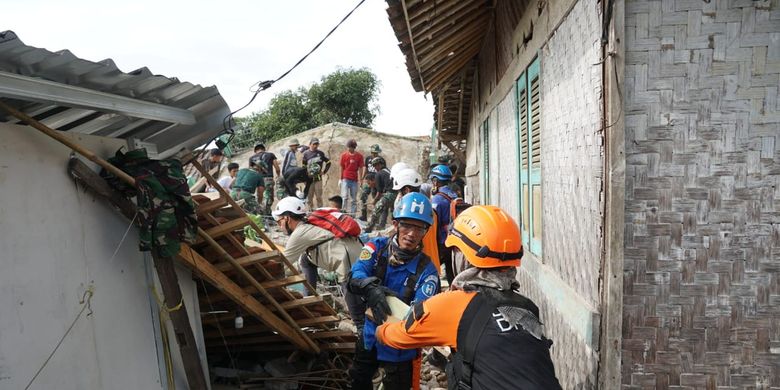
221, 0, 368, 133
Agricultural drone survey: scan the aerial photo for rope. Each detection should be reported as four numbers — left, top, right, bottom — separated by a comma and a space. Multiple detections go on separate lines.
24, 286, 94, 390
151, 285, 179, 389
108, 213, 138, 262
151, 285, 184, 313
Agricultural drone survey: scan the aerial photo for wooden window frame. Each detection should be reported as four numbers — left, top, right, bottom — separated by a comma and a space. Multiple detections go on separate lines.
515, 57, 542, 256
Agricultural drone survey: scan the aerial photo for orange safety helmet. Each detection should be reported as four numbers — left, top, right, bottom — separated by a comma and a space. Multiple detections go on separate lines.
444, 205, 523, 268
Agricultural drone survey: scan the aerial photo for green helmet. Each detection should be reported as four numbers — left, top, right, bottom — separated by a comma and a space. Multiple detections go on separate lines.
370, 144, 382, 154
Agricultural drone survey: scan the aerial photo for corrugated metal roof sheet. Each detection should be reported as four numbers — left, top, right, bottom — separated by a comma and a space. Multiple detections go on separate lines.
0, 30, 231, 158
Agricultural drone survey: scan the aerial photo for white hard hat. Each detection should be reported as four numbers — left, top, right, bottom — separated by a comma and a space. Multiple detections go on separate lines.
390, 162, 410, 178
272, 196, 307, 220
392, 168, 423, 191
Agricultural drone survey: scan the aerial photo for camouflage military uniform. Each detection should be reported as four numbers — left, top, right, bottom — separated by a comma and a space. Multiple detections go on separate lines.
261, 176, 276, 214
365, 190, 396, 232
231, 189, 262, 215
230, 168, 264, 215
104, 149, 197, 258
358, 182, 375, 220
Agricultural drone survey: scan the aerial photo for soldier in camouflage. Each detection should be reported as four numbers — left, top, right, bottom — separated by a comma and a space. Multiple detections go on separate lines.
230, 156, 266, 215
359, 143, 382, 221
364, 156, 395, 232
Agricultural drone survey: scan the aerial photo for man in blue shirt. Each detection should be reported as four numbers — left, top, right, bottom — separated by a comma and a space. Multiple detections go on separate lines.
348, 192, 440, 390
429, 164, 460, 285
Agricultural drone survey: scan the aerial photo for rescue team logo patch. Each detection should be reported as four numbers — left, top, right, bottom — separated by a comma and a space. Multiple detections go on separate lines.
359, 244, 376, 261
420, 274, 438, 297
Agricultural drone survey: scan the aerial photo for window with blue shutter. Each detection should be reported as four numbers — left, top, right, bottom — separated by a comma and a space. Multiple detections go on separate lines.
516, 57, 542, 256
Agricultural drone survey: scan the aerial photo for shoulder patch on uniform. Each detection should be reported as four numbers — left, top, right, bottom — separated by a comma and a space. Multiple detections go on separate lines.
419, 274, 439, 298
358, 244, 375, 261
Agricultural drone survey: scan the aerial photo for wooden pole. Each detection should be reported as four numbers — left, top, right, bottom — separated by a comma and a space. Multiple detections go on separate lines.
0, 100, 136, 186
68, 159, 209, 389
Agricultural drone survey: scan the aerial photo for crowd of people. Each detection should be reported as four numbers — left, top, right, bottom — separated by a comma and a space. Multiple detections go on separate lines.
204, 138, 561, 389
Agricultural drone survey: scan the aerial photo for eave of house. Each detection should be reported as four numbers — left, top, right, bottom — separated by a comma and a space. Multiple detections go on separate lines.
385, 0, 528, 142
0, 30, 231, 159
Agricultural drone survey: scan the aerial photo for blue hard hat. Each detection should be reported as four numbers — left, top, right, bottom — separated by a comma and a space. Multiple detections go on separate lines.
429, 164, 453, 181
393, 192, 434, 226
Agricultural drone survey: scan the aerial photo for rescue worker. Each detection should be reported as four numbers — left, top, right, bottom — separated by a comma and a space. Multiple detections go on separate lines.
348, 193, 440, 390
251, 143, 281, 214
283, 163, 318, 199
339, 139, 364, 216
392, 168, 440, 273
429, 164, 459, 284
359, 143, 382, 220
387, 162, 410, 212
229, 156, 265, 215
281, 138, 300, 177
302, 137, 331, 209
364, 156, 393, 232
271, 197, 366, 322
376, 205, 562, 390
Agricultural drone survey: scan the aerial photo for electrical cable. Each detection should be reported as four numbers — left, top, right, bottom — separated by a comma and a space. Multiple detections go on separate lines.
204, 0, 368, 163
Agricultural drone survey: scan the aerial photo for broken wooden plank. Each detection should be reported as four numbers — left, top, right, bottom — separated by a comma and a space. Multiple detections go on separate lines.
280, 296, 323, 310
214, 250, 281, 272
195, 217, 251, 243
260, 275, 306, 290
152, 254, 210, 390
196, 197, 229, 215
177, 245, 315, 352
298, 316, 340, 327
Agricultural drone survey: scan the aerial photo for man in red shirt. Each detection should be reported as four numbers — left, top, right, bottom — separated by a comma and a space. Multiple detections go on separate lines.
339, 139, 364, 216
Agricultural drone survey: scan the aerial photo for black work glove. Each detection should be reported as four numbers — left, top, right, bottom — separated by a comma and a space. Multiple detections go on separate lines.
366, 284, 393, 325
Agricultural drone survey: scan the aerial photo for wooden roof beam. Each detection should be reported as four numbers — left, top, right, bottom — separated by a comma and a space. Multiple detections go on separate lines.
401, 0, 426, 92
409, 1, 486, 42
417, 17, 488, 65
426, 48, 481, 92
177, 245, 316, 353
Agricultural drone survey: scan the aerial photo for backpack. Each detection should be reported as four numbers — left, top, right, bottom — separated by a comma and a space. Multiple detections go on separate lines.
307, 208, 361, 239
437, 191, 472, 232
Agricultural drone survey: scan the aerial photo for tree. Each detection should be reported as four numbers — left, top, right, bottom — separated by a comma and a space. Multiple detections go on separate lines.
308, 68, 380, 128
232, 68, 380, 148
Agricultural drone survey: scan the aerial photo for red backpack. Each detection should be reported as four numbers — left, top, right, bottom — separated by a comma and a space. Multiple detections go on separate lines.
307, 208, 361, 238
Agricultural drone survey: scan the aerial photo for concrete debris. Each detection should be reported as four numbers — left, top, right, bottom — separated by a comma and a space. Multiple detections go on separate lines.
263, 358, 297, 378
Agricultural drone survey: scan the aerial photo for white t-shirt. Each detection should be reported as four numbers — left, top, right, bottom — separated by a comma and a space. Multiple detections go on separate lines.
207, 176, 234, 192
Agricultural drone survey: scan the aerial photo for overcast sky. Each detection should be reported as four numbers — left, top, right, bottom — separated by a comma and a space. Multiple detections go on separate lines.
3, 0, 434, 137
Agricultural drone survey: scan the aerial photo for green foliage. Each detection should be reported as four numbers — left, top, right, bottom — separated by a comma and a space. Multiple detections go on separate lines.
232, 68, 380, 149
243, 213, 264, 243
308, 68, 380, 127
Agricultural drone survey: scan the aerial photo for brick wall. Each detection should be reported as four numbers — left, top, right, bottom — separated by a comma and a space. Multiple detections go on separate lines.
624, 0, 780, 388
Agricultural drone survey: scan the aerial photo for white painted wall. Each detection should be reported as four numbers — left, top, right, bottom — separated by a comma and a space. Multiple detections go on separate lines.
0, 123, 207, 389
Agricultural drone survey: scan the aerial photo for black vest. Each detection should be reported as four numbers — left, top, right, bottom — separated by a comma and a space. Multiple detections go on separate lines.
447, 289, 562, 390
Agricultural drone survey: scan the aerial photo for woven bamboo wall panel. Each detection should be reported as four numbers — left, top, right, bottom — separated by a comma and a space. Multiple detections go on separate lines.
497, 85, 520, 221
540, 0, 605, 308
624, 0, 780, 388
517, 268, 599, 388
